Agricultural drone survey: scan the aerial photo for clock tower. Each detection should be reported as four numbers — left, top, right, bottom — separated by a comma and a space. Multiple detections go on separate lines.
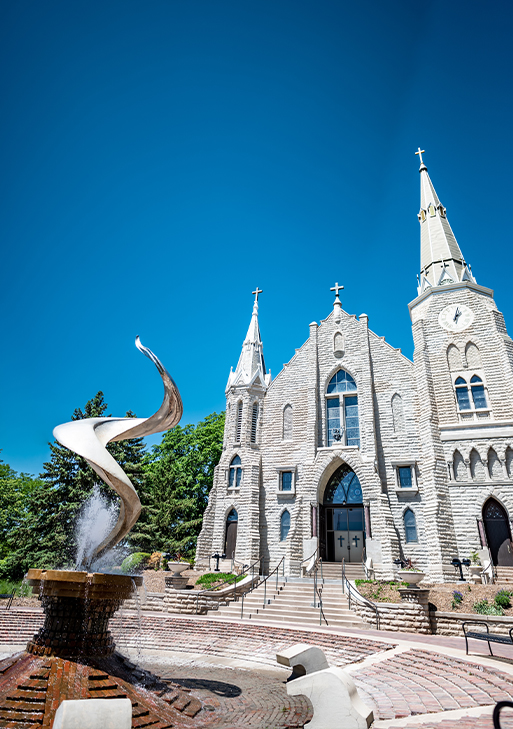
409, 150, 513, 580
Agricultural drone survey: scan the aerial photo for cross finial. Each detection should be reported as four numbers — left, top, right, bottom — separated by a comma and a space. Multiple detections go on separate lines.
252, 287, 262, 303
415, 147, 426, 166
330, 282, 344, 298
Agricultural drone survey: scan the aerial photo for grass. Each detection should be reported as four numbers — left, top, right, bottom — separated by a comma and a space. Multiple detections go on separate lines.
0, 579, 32, 597
195, 572, 245, 590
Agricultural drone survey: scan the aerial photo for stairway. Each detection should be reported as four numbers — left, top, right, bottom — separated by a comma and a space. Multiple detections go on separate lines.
214, 565, 367, 629
495, 566, 513, 584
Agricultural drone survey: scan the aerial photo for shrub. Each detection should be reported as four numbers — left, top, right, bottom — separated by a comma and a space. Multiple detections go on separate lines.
0, 579, 31, 597
121, 552, 151, 574
494, 589, 512, 610
148, 552, 163, 571
473, 599, 504, 616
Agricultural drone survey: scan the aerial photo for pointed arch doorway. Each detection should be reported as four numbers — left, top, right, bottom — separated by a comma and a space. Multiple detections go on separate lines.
320, 464, 365, 563
483, 498, 513, 566
224, 509, 238, 559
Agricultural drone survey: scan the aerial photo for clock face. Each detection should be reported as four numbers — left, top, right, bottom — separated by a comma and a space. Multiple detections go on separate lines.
438, 304, 474, 332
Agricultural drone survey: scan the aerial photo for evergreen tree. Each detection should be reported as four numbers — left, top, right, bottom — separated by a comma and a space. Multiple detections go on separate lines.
0, 455, 42, 562
131, 412, 225, 558
0, 393, 146, 580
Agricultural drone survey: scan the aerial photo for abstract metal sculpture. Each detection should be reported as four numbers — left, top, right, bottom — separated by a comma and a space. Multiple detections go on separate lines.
53, 337, 183, 565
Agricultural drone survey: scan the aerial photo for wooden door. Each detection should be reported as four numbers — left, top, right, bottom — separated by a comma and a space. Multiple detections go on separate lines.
225, 521, 237, 559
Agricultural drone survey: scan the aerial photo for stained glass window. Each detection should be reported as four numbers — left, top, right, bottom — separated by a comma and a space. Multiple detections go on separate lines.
229, 455, 242, 488
398, 466, 413, 488
404, 509, 418, 543
455, 377, 471, 411
326, 371, 359, 447
280, 510, 291, 541
470, 375, 487, 409
281, 471, 293, 491
324, 464, 363, 504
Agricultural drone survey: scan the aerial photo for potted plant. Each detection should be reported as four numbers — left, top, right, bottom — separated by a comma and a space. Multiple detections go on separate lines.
165, 552, 191, 575
396, 558, 425, 588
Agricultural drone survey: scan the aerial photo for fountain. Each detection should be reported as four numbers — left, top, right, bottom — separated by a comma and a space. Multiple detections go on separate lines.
0, 339, 205, 726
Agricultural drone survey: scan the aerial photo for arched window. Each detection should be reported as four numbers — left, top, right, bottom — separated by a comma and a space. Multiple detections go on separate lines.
465, 342, 481, 369
229, 455, 242, 488
428, 203, 436, 217
333, 331, 344, 357
324, 464, 363, 504
447, 344, 462, 371
283, 405, 293, 440
225, 509, 238, 559
280, 510, 291, 541
326, 370, 360, 447
404, 509, 418, 543
455, 377, 471, 411
391, 393, 405, 432
470, 375, 487, 409
250, 402, 259, 443
235, 401, 243, 442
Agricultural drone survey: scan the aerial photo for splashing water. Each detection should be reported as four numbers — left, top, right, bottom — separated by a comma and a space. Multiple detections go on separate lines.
75, 486, 124, 571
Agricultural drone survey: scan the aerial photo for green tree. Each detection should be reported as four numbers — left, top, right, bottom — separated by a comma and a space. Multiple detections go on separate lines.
0, 393, 146, 580
0, 455, 42, 562
131, 412, 225, 558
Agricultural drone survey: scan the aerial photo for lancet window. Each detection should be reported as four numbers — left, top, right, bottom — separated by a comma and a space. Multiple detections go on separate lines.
280, 510, 291, 541
455, 375, 488, 412
404, 509, 418, 543
235, 401, 243, 442
326, 370, 360, 447
250, 402, 259, 443
229, 455, 242, 488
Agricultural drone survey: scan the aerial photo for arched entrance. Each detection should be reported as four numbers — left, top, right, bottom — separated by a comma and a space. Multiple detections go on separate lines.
224, 509, 238, 559
320, 464, 364, 562
483, 498, 513, 566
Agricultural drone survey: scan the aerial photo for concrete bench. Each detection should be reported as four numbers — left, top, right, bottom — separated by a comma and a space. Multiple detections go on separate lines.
463, 620, 513, 656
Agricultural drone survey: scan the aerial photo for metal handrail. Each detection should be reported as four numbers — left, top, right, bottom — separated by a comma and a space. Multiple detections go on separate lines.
342, 559, 380, 630
0, 591, 15, 610
312, 558, 328, 626
195, 554, 262, 614
240, 556, 285, 618
299, 547, 318, 576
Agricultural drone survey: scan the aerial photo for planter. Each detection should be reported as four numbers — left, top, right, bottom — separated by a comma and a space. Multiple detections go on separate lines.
167, 562, 190, 575
469, 565, 482, 584
397, 570, 425, 588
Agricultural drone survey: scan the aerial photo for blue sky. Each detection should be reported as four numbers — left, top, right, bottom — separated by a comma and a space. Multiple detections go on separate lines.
2, 1, 513, 475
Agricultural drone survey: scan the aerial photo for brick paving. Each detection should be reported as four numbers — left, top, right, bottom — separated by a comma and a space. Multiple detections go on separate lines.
3, 608, 513, 727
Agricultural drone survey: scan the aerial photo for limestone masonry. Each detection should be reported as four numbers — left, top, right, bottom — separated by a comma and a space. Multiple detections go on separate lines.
196, 153, 513, 582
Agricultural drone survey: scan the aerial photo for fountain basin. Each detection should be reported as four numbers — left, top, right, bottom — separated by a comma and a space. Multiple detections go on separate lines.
25, 569, 142, 657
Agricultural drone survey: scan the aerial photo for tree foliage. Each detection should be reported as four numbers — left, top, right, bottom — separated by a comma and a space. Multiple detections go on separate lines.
130, 412, 225, 558
0, 393, 145, 580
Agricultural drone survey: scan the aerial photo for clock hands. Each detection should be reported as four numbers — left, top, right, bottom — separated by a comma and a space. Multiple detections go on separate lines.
453, 307, 462, 323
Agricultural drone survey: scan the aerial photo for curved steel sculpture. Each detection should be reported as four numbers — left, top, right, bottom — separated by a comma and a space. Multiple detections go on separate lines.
53, 337, 183, 565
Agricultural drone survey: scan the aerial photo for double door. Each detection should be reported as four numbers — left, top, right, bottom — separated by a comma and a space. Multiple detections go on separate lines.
324, 506, 364, 563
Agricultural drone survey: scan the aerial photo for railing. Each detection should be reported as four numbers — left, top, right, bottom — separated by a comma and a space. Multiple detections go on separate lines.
240, 556, 285, 619
342, 559, 380, 630
300, 547, 318, 577
195, 554, 261, 614
312, 558, 328, 626
0, 591, 15, 610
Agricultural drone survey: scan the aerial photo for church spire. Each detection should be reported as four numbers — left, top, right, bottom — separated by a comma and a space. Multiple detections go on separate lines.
226, 288, 271, 391
416, 148, 475, 294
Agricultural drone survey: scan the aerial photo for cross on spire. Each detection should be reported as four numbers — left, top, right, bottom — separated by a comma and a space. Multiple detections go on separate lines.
415, 147, 426, 166
330, 282, 344, 298
252, 287, 262, 303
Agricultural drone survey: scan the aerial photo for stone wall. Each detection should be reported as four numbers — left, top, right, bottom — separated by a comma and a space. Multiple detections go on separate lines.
353, 588, 432, 634
430, 611, 513, 637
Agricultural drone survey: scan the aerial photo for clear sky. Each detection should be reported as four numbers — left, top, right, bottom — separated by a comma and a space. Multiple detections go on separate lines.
2, 1, 513, 476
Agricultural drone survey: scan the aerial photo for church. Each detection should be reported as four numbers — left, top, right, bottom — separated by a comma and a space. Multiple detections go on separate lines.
196, 151, 513, 582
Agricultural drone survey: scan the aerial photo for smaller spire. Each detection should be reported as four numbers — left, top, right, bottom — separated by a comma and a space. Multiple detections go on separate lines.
226, 288, 270, 392
330, 282, 344, 324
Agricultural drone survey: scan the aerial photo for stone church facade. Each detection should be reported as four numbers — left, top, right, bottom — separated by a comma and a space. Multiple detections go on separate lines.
196, 153, 513, 582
